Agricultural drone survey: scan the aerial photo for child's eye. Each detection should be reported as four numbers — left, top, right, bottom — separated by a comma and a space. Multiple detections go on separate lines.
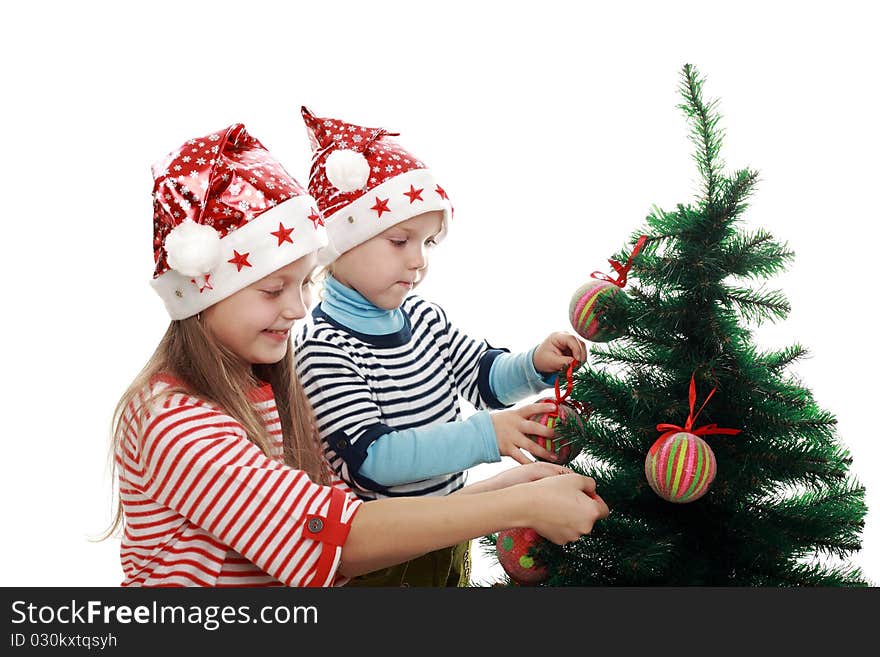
425, 237, 437, 247
390, 239, 407, 247
262, 289, 283, 297
302, 277, 313, 288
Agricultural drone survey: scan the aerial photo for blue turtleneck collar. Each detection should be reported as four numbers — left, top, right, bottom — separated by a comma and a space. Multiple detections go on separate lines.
314, 274, 410, 345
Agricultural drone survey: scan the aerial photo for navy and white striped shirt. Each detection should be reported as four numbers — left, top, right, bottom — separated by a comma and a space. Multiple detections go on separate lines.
295, 294, 510, 500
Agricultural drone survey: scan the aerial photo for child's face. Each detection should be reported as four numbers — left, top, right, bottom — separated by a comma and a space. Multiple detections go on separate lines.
202, 253, 317, 367
332, 211, 443, 309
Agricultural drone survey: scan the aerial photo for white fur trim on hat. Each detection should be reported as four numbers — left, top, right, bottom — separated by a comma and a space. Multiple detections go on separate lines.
325, 149, 370, 193
317, 168, 452, 265
151, 194, 327, 319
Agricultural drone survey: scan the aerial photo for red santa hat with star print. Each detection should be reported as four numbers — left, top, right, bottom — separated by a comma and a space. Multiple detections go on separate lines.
150, 123, 327, 320
300, 107, 453, 264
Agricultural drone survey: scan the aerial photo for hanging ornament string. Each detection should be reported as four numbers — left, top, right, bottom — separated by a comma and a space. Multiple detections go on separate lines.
550, 360, 585, 416
655, 374, 741, 442
591, 235, 648, 288
548, 360, 587, 452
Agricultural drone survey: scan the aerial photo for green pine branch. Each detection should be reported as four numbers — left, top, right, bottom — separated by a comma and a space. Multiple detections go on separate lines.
756, 344, 810, 372
718, 168, 760, 220
723, 285, 792, 324
723, 229, 795, 279
679, 64, 725, 207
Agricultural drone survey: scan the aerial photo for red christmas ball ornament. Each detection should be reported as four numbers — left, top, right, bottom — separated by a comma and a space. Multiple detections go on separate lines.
496, 527, 549, 586
528, 398, 587, 464
644, 431, 717, 503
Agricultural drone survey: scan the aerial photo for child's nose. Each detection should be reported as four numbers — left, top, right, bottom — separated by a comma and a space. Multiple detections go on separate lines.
409, 246, 427, 270
281, 291, 307, 320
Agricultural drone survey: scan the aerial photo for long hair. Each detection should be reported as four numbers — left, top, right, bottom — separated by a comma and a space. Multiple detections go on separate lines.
101, 316, 327, 539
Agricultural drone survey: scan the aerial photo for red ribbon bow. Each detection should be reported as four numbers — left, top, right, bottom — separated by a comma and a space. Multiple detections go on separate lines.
591, 235, 648, 288
655, 374, 741, 442
549, 360, 587, 417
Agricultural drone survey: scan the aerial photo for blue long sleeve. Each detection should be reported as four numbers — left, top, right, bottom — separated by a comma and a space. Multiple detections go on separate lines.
489, 346, 558, 406
359, 347, 557, 487
358, 412, 500, 486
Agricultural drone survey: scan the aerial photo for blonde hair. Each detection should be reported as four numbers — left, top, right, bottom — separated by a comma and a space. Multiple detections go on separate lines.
101, 316, 327, 539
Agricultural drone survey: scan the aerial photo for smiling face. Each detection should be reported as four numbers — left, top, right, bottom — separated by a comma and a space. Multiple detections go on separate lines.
201, 253, 316, 368
330, 210, 444, 309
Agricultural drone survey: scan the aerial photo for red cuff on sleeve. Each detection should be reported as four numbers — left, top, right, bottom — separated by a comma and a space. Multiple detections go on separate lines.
305, 487, 356, 587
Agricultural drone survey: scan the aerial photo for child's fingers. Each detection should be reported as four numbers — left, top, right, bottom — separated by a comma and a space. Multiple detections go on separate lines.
521, 461, 570, 479
558, 333, 587, 363
572, 337, 588, 364
516, 436, 558, 463
577, 475, 598, 496
590, 494, 610, 519
504, 448, 534, 466
522, 419, 555, 439
519, 402, 557, 418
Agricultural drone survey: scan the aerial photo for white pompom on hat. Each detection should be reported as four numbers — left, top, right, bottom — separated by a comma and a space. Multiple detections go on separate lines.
163, 220, 223, 277
324, 149, 371, 193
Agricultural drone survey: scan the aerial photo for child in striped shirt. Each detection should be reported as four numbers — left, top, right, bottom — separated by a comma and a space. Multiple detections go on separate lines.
108, 122, 608, 587
294, 108, 591, 586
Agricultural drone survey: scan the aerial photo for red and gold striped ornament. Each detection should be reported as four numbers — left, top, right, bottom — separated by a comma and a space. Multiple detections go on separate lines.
496, 527, 549, 586
644, 431, 717, 503
569, 235, 647, 343
645, 374, 741, 504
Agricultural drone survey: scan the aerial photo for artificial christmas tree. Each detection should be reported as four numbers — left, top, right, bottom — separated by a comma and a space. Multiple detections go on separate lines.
491, 64, 866, 586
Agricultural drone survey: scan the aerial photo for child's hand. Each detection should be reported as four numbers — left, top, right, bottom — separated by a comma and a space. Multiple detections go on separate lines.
520, 474, 610, 545
533, 331, 588, 375
491, 402, 560, 464
480, 462, 571, 492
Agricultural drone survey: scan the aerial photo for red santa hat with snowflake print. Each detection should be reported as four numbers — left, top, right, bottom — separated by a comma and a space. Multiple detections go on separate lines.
150, 123, 327, 320
301, 107, 453, 264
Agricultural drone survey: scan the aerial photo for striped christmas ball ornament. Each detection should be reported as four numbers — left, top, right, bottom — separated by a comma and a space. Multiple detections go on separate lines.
644, 431, 717, 503
568, 280, 628, 342
496, 527, 549, 585
528, 399, 588, 464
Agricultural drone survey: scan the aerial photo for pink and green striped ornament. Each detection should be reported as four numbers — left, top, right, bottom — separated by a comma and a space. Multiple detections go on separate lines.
644, 374, 741, 504
644, 431, 717, 503
568, 235, 647, 343
568, 280, 627, 342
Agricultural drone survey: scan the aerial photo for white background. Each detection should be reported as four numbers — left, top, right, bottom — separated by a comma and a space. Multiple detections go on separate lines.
1, 1, 877, 587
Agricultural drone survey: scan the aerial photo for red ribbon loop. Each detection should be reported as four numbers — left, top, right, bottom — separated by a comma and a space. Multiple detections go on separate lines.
655, 374, 741, 441
549, 360, 587, 418
591, 235, 648, 288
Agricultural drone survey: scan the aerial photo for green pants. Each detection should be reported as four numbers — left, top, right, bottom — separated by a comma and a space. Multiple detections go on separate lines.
346, 541, 471, 587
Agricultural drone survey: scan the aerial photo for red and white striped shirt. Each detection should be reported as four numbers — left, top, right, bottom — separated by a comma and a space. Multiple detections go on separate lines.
117, 374, 362, 587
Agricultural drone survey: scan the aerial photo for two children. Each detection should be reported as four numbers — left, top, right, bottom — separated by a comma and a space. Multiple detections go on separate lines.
294, 107, 591, 586
110, 123, 607, 587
